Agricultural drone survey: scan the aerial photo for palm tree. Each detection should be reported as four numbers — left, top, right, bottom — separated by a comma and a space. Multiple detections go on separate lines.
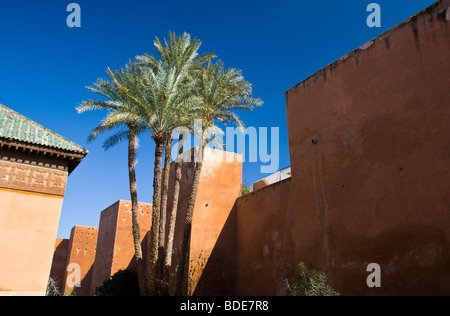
76, 62, 149, 296
161, 130, 187, 295
158, 132, 173, 291
175, 61, 263, 295
135, 31, 215, 295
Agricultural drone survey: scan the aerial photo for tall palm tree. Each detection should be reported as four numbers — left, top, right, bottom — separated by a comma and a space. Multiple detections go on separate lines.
175, 61, 263, 295
158, 132, 173, 291
161, 130, 187, 295
76, 62, 149, 296
135, 32, 215, 295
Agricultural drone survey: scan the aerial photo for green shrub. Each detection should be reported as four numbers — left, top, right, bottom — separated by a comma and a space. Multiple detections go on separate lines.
241, 184, 253, 196
97, 270, 140, 296
285, 262, 340, 296
65, 289, 77, 296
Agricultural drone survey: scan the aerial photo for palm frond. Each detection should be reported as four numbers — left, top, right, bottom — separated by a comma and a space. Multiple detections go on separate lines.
102, 129, 130, 151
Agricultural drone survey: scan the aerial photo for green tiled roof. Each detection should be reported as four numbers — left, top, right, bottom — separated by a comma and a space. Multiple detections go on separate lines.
0, 103, 87, 154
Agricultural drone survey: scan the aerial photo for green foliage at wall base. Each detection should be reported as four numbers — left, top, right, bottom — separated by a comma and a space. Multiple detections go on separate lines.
285, 262, 340, 296
97, 270, 141, 296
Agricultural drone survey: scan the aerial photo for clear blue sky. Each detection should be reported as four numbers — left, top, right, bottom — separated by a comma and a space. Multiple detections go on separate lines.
0, 0, 437, 238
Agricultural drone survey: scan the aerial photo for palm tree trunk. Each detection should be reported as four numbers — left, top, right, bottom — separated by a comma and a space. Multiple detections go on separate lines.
148, 139, 164, 296
156, 133, 173, 294
161, 134, 184, 296
127, 129, 148, 296
175, 141, 205, 296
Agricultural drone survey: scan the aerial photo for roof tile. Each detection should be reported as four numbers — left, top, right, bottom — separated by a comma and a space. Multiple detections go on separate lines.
0, 104, 87, 154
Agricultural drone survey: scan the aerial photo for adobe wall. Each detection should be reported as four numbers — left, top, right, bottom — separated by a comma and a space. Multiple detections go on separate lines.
62, 226, 98, 296
89, 200, 151, 295
164, 148, 242, 295
89, 201, 119, 295
50, 239, 70, 290
0, 188, 65, 296
236, 179, 295, 296
112, 201, 151, 273
189, 149, 242, 295
234, 0, 450, 296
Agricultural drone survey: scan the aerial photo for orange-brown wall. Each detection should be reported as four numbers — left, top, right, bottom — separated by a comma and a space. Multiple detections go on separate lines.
189, 149, 242, 295
89, 201, 119, 295
0, 188, 65, 296
113, 201, 151, 274
164, 148, 242, 295
90, 200, 151, 295
50, 239, 70, 290
235, 0, 450, 296
62, 226, 98, 296
252, 179, 270, 192
236, 179, 295, 296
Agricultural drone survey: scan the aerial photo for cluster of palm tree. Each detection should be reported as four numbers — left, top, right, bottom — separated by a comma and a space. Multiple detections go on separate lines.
77, 32, 262, 296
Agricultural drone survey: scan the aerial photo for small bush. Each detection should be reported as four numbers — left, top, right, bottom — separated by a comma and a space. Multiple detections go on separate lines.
97, 270, 140, 296
241, 184, 253, 196
65, 289, 77, 296
285, 262, 340, 296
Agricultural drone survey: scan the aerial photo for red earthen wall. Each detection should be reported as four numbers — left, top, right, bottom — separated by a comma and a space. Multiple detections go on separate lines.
164, 148, 242, 295
62, 226, 98, 296
50, 239, 69, 290
236, 0, 450, 296
90, 200, 151, 295
236, 179, 295, 296
112, 201, 151, 274
89, 202, 119, 295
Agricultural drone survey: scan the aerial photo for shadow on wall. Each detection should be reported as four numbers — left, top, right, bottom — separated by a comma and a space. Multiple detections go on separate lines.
76, 265, 94, 296
327, 223, 450, 296
193, 202, 238, 296
50, 239, 69, 293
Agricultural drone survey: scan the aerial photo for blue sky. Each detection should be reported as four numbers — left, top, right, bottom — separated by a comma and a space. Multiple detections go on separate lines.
0, 0, 437, 238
